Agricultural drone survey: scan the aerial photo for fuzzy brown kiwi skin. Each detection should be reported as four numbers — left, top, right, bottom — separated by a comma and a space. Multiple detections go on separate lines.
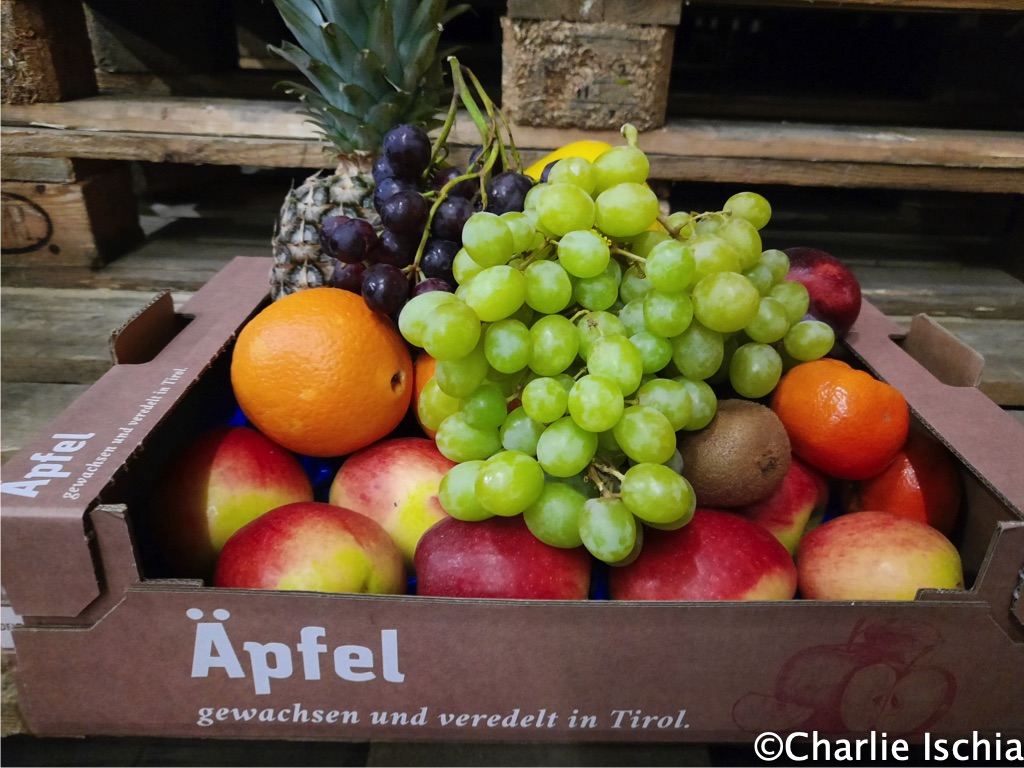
677, 399, 792, 508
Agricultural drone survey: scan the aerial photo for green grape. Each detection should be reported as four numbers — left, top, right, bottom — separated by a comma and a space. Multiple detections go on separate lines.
438, 461, 493, 522
500, 406, 545, 455
706, 331, 739, 387
693, 213, 726, 235
612, 405, 676, 465
662, 448, 685, 475
629, 331, 673, 374
591, 145, 650, 194
587, 335, 644, 396
462, 211, 514, 267
595, 182, 660, 239
521, 376, 569, 424
759, 249, 791, 284
536, 416, 599, 477
645, 240, 696, 293
578, 497, 637, 564
574, 258, 622, 311
577, 310, 628, 360
729, 342, 783, 399
434, 338, 490, 398
421, 299, 482, 361
724, 191, 772, 230
671, 320, 724, 381
460, 382, 509, 430
523, 482, 587, 549
619, 263, 652, 303
475, 450, 546, 517
691, 272, 761, 333
643, 290, 694, 338
636, 377, 692, 430
689, 233, 741, 282
434, 412, 502, 462
500, 211, 538, 255
556, 229, 611, 279
617, 298, 647, 335
717, 217, 762, 270
567, 374, 624, 433
529, 314, 580, 376
416, 378, 461, 433
770, 280, 811, 324
743, 263, 775, 296
744, 296, 791, 343
484, 318, 532, 374
664, 210, 694, 239
674, 377, 718, 430
783, 319, 836, 361
535, 183, 596, 237
523, 182, 546, 212
460, 264, 527, 322
620, 463, 696, 526
524, 259, 573, 314
452, 246, 485, 284
628, 229, 671, 258
511, 302, 536, 326
398, 290, 459, 347
548, 156, 597, 195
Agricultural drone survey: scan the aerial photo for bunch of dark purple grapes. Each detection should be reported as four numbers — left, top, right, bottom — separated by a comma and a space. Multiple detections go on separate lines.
320, 123, 535, 317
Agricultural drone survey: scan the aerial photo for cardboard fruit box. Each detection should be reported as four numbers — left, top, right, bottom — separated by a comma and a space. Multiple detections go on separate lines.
2, 256, 1022, 745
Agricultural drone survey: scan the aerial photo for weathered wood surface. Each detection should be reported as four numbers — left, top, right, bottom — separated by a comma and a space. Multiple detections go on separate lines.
3, 97, 1022, 191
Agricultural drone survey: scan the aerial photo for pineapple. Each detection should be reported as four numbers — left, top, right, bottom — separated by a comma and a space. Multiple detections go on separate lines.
268, 0, 464, 299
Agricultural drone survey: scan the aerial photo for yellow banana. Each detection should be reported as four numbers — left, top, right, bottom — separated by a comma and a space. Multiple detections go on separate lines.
523, 140, 614, 181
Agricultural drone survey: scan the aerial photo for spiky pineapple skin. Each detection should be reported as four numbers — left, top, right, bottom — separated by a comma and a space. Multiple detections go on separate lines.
270, 158, 376, 300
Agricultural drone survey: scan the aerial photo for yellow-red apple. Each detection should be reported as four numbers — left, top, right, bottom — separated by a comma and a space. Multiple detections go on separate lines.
415, 515, 592, 599
149, 425, 313, 580
214, 501, 405, 594
609, 509, 798, 601
796, 511, 964, 600
734, 457, 828, 554
329, 436, 455, 569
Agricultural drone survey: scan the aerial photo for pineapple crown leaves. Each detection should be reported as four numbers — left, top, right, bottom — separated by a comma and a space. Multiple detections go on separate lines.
269, 0, 468, 154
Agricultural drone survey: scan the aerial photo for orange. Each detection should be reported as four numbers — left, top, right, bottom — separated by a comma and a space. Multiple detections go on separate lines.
231, 288, 412, 457
412, 351, 438, 438
843, 429, 961, 536
771, 358, 909, 481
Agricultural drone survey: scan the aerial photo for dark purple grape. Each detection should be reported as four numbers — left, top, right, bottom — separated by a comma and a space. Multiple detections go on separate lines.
379, 189, 429, 237
362, 263, 410, 316
430, 165, 479, 199
485, 170, 534, 215
382, 124, 432, 181
331, 261, 366, 293
431, 195, 474, 242
539, 161, 559, 183
373, 176, 418, 213
412, 277, 455, 297
419, 237, 459, 287
372, 155, 397, 183
320, 217, 379, 264
319, 214, 350, 252
373, 228, 419, 268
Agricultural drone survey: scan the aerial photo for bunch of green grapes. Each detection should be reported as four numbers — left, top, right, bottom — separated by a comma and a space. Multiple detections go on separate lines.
397, 125, 834, 565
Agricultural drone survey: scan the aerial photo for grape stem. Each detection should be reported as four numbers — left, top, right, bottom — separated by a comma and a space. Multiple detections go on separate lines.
587, 462, 624, 497
610, 246, 645, 266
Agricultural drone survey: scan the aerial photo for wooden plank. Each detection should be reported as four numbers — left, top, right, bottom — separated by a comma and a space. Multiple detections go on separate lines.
0, 383, 92, 464
507, 0, 684, 24
0, 0, 97, 105
684, 0, 1024, 10
0, 157, 113, 183
1, 164, 144, 268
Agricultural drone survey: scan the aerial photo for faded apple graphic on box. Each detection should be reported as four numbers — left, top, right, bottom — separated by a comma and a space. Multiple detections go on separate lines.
732, 619, 956, 735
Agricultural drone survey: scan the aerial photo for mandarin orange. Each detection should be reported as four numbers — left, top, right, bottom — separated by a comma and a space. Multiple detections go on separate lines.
771, 358, 909, 480
231, 288, 412, 457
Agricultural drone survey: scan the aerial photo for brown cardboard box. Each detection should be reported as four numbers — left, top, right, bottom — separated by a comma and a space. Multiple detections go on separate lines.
2, 257, 1022, 746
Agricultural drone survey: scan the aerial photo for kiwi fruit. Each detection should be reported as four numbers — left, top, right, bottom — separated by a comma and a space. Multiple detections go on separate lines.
677, 399, 791, 508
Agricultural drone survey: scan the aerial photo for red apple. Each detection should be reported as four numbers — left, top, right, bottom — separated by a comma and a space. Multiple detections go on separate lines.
414, 515, 592, 599
796, 511, 964, 600
733, 456, 829, 554
329, 436, 455, 569
149, 425, 314, 580
214, 501, 406, 594
784, 247, 862, 337
608, 509, 797, 601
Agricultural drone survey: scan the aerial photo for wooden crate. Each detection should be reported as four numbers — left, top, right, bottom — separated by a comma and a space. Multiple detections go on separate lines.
501, 1, 681, 131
